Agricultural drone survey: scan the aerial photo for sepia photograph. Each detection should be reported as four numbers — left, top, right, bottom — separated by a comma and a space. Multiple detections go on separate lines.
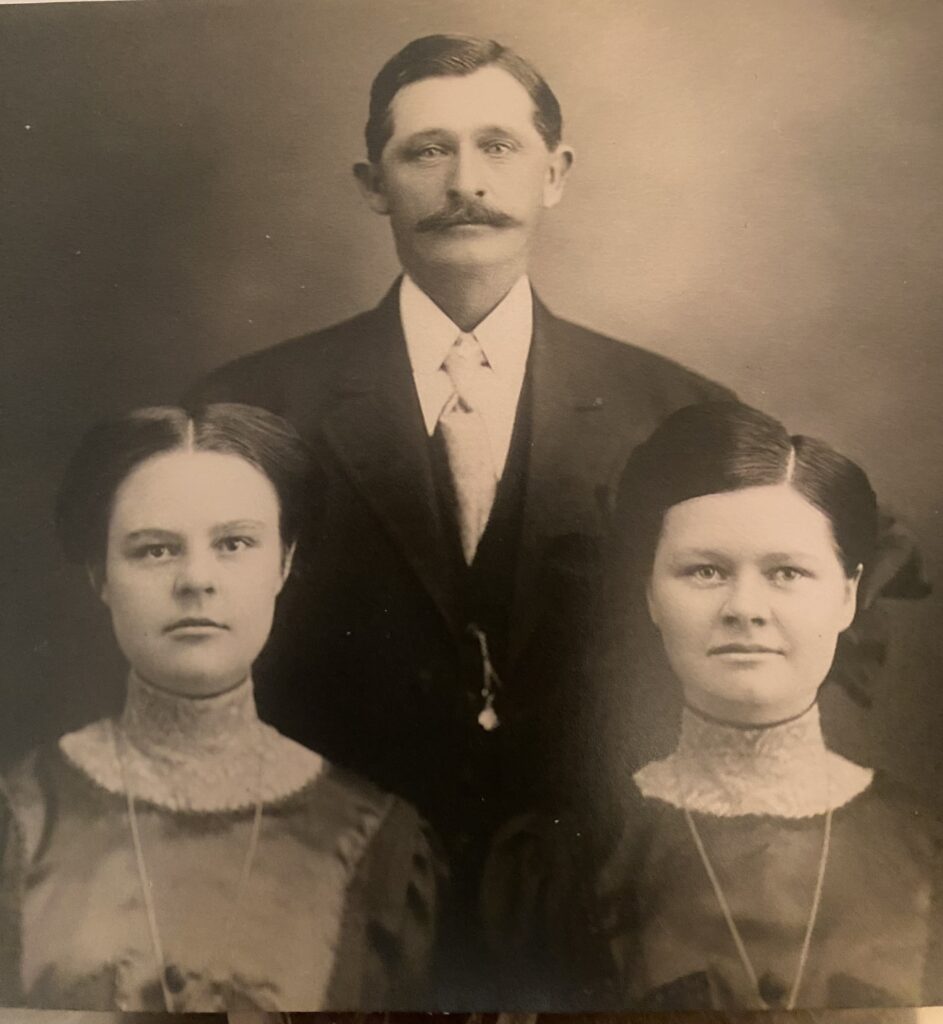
0, 0, 941, 1013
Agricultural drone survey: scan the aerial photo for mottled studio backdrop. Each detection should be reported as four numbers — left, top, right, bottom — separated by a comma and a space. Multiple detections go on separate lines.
1, 0, 941, 796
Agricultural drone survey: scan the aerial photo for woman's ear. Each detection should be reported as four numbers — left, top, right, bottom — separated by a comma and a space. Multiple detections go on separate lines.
279, 542, 297, 590
838, 563, 863, 632
87, 563, 108, 605
646, 578, 660, 629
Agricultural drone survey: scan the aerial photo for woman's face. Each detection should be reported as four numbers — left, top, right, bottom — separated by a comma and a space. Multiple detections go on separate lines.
99, 449, 292, 697
647, 483, 860, 725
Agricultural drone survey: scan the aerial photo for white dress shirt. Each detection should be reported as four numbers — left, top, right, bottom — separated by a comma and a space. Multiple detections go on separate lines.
399, 274, 533, 480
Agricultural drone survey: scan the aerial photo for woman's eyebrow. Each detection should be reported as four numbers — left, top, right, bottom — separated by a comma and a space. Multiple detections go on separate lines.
211, 519, 266, 533
123, 528, 181, 542
762, 550, 822, 563
671, 548, 729, 561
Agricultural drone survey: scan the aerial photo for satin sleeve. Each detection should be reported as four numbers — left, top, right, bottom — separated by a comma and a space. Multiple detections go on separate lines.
481, 811, 618, 1010
921, 800, 943, 1003
328, 796, 444, 1008
0, 779, 22, 1004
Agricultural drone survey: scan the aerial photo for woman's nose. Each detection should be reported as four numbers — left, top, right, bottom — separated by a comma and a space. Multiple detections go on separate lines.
447, 146, 487, 200
721, 572, 770, 625
173, 551, 217, 597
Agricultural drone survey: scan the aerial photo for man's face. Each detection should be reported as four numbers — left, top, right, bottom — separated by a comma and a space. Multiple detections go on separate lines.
356, 66, 572, 279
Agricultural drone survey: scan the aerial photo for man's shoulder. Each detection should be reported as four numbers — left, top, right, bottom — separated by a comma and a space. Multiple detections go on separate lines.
186, 297, 394, 409
208, 303, 385, 379
542, 307, 734, 404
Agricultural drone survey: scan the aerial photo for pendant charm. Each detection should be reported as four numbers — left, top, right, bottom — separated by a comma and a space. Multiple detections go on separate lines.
758, 971, 788, 1008
164, 963, 186, 994
468, 624, 502, 730
477, 702, 499, 731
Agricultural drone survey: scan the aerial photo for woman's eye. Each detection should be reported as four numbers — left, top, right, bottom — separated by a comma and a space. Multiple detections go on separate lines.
217, 536, 254, 553
771, 566, 807, 583
684, 564, 725, 582
133, 544, 176, 560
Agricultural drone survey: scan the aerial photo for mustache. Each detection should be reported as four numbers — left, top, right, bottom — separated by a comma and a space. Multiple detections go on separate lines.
415, 200, 520, 233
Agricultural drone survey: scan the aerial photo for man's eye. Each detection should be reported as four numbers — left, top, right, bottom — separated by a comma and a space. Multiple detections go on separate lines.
484, 140, 514, 155
414, 145, 447, 160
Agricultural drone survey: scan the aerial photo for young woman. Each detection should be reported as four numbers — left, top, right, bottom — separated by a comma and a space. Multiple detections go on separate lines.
486, 401, 941, 1010
0, 404, 439, 1012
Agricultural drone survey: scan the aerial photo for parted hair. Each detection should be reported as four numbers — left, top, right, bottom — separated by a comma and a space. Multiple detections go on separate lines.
56, 403, 315, 569
365, 33, 563, 163
613, 401, 879, 581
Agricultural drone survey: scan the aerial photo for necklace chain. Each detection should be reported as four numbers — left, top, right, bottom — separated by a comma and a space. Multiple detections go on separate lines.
112, 719, 264, 1012
675, 755, 833, 1009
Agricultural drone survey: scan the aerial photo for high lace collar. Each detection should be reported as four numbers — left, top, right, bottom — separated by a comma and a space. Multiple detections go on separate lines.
633, 703, 873, 819
60, 673, 322, 812
121, 672, 260, 762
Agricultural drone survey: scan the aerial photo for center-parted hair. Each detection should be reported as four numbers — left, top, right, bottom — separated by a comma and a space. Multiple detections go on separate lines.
56, 403, 317, 570
365, 34, 563, 163
614, 402, 879, 582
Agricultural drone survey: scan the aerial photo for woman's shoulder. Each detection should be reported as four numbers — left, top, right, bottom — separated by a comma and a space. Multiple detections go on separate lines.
4, 738, 75, 811
855, 768, 943, 834
292, 758, 438, 868
2, 738, 78, 866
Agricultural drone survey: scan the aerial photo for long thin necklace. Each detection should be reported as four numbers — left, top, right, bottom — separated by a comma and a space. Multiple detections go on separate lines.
111, 720, 264, 1012
675, 756, 833, 1010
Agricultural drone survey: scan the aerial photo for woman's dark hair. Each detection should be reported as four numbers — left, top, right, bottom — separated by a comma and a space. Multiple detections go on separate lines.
365, 34, 563, 163
56, 403, 317, 569
614, 401, 879, 581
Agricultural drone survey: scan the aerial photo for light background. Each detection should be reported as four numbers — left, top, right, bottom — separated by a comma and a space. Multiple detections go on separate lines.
1, 0, 940, 794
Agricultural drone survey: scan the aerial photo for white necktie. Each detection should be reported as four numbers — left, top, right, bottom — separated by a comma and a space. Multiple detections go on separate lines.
438, 333, 497, 564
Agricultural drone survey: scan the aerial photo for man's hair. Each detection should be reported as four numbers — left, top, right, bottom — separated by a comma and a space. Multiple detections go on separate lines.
364, 34, 563, 163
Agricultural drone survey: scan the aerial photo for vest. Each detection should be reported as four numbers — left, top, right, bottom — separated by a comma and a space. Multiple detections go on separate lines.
429, 366, 534, 828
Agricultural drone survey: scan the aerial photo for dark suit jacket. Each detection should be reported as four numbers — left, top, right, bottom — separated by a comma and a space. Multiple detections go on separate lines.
188, 283, 732, 844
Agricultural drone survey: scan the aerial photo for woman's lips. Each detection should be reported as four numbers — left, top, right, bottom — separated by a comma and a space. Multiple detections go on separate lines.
163, 617, 229, 635
709, 643, 785, 656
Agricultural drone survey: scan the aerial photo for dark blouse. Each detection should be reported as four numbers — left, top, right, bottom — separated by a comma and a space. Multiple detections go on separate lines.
0, 743, 440, 1012
485, 774, 943, 1010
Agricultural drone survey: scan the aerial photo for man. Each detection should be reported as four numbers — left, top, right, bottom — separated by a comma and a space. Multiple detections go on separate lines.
190, 35, 732, 848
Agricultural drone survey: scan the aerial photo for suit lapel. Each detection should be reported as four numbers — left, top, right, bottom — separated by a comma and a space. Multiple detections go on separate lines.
508, 300, 614, 666
322, 287, 461, 637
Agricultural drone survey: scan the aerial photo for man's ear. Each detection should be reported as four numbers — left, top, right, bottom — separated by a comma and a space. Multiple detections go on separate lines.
541, 143, 575, 210
278, 542, 297, 591
353, 162, 390, 215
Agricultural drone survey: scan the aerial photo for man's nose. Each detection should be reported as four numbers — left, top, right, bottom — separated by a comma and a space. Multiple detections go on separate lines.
720, 572, 770, 626
173, 549, 217, 597
446, 146, 487, 200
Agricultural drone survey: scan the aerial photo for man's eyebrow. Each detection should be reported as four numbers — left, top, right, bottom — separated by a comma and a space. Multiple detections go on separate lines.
475, 124, 526, 139
398, 128, 454, 145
